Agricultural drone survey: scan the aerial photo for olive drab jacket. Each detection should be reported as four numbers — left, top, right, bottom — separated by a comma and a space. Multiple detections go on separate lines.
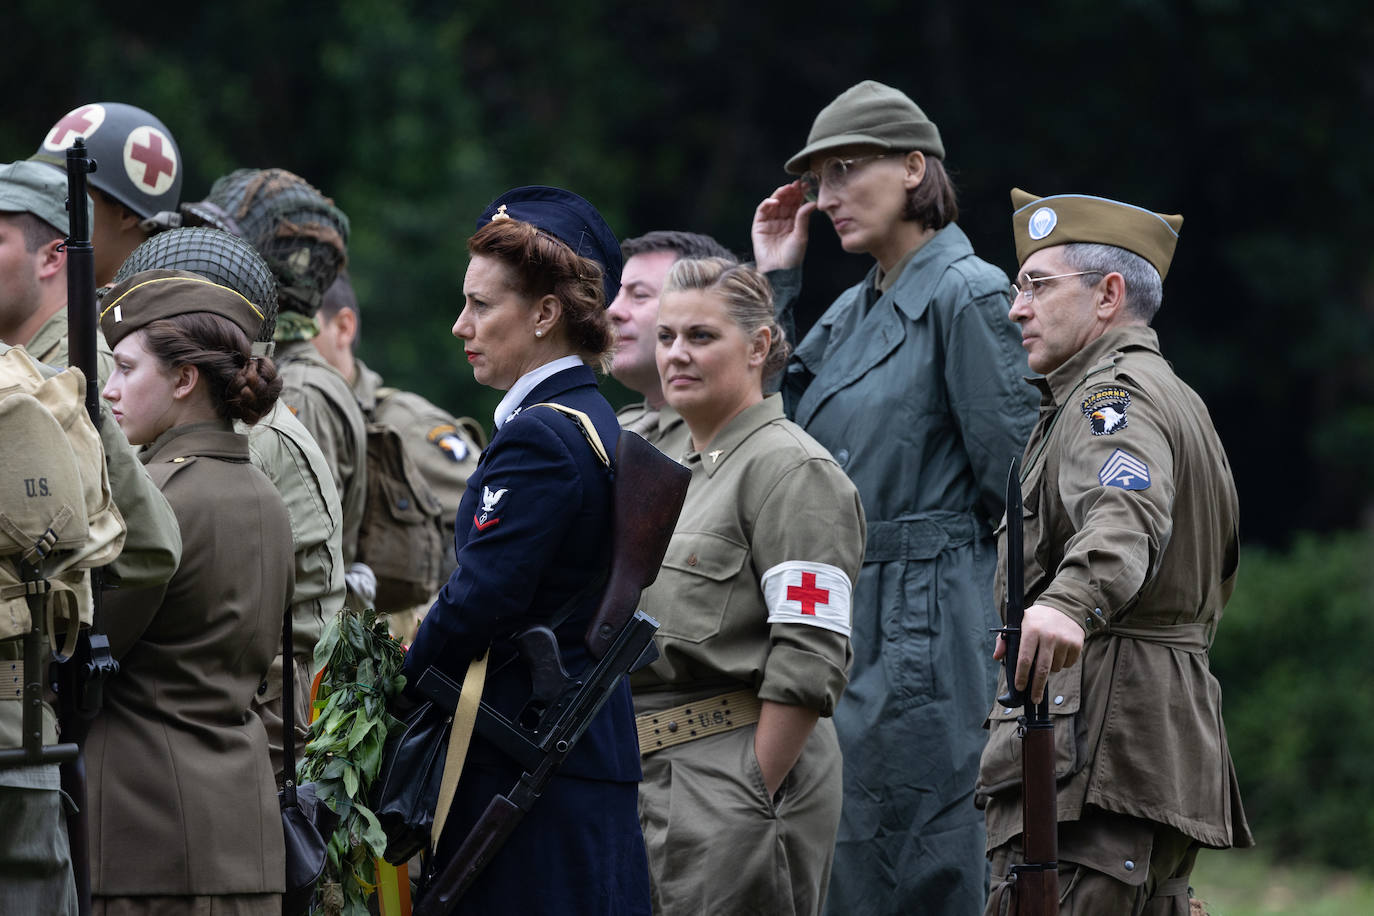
88, 420, 292, 896
769, 222, 1037, 915
976, 325, 1252, 853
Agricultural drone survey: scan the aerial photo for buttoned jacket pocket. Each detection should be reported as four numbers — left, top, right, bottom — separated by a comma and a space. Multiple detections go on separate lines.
975, 666, 1085, 800
655, 531, 750, 644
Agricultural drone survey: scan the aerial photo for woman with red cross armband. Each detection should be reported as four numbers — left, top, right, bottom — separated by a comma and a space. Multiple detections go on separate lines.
631, 258, 865, 916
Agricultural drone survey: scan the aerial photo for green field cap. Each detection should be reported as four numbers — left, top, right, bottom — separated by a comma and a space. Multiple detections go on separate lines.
0, 159, 88, 234
1012, 189, 1184, 280
785, 80, 945, 175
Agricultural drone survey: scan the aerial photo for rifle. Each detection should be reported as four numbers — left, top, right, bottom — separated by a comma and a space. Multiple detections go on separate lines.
59, 137, 118, 916
992, 456, 1058, 915
412, 429, 690, 916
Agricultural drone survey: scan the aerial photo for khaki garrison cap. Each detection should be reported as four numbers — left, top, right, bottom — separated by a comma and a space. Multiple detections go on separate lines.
100, 268, 266, 349
1011, 189, 1184, 280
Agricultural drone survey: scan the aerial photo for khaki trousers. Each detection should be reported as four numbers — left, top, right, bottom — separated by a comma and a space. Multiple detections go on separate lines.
638, 718, 842, 916
986, 809, 1197, 916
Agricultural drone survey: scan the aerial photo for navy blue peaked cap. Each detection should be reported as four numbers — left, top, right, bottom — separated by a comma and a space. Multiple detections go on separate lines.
476, 185, 622, 307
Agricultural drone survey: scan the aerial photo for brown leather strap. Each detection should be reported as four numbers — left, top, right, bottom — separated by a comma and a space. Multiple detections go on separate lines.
635, 689, 762, 756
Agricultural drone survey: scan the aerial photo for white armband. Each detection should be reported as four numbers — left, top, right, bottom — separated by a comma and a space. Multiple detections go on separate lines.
761, 561, 853, 637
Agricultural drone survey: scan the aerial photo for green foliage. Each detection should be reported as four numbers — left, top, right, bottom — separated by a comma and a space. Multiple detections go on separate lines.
300, 605, 407, 916
1211, 530, 1374, 871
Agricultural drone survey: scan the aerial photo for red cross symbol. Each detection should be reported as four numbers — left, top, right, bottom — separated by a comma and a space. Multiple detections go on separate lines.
787, 572, 830, 616
129, 133, 175, 189
50, 106, 99, 146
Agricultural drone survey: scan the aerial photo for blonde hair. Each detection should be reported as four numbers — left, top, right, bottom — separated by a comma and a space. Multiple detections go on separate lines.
662, 258, 790, 379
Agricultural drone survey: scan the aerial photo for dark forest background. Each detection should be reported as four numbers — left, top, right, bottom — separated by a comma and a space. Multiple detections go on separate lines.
4, 0, 1374, 867
5, 0, 1372, 547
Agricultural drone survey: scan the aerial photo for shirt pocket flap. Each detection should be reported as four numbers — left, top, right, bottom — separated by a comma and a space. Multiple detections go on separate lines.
661, 531, 749, 582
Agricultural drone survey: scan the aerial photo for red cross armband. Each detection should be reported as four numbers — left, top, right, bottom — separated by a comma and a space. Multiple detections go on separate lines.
761, 561, 853, 636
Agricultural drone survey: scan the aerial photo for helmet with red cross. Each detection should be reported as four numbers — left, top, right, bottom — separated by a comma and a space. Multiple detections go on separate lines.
31, 102, 183, 221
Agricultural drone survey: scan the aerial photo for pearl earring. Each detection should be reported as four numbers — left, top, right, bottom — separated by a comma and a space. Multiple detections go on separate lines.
535, 329, 544, 338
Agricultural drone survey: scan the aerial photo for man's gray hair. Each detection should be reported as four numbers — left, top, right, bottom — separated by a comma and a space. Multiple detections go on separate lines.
621, 230, 734, 263
1062, 242, 1163, 323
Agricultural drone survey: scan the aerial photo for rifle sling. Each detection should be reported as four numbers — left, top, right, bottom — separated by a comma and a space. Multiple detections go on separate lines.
432, 650, 489, 852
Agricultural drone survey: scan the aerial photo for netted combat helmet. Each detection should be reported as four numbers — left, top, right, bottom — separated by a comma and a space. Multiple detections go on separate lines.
32, 102, 182, 225
181, 168, 349, 317
113, 227, 280, 342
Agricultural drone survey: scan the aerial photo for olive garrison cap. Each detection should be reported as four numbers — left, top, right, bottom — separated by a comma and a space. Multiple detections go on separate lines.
1012, 189, 1184, 280
785, 80, 945, 174
0, 159, 90, 235
476, 185, 623, 307
100, 269, 266, 349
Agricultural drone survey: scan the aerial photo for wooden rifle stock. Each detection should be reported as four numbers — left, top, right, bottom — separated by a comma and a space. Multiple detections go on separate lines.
993, 457, 1059, 915
416, 431, 689, 914
584, 430, 690, 658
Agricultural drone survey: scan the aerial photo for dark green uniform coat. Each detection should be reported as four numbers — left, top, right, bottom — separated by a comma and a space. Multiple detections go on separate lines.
976, 327, 1252, 888
771, 223, 1036, 915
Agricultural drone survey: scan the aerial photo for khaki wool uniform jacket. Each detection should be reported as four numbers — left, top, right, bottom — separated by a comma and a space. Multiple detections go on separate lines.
976, 326, 1253, 868
614, 400, 690, 461
88, 421, 292, 896
632, 396, 865, 916
276, 339, 366, 565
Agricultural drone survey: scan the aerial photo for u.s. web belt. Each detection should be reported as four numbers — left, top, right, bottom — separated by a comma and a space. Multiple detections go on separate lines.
635, 689, 762, 756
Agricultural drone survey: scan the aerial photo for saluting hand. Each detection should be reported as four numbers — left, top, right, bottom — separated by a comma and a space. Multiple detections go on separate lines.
993, 604, 1085, 704
752, 181, 816, 272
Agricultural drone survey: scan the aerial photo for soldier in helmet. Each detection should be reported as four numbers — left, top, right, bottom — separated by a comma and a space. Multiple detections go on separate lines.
32, 102, 184, 286
113, 227, 347, 777
183, 168, 373, 607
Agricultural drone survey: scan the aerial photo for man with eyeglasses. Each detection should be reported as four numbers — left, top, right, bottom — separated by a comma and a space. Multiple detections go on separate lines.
976, 190, 1252, 915
751, 80, 1036, 915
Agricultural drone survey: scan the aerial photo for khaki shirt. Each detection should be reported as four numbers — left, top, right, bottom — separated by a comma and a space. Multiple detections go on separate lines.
240, 400, 346, 658
275, 339, 367, 564
615, 400, 690, 461
977, 326, 1252, 854
632, 396, 865, 715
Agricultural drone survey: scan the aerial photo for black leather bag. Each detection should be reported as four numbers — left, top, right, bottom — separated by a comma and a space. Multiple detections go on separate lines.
370, 686, 453, 865
278, 606, 335, 915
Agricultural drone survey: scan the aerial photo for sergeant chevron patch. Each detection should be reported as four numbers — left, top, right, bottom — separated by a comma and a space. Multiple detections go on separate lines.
1098, 449, 1151, 490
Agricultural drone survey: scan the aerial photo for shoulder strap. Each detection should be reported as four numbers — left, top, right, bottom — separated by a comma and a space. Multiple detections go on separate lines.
531, 402, 610, 468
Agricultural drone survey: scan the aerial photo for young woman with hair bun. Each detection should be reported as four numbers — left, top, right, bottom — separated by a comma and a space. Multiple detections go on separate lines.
89, 268, 294, 916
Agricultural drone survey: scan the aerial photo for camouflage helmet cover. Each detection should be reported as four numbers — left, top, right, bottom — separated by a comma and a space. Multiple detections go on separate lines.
114, 227, 281, 343
182, 168, 349, 316
32, 102, 183, 221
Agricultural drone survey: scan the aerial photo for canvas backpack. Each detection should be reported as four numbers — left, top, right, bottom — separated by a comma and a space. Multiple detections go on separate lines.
0, 347, 125, 659
356, 421, 446, 613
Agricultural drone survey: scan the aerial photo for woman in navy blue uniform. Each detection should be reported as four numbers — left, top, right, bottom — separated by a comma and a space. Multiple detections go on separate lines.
403, 186, 650, 914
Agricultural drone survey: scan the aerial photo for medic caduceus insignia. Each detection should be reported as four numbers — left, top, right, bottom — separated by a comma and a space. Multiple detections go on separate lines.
1081, 386, 1131, 436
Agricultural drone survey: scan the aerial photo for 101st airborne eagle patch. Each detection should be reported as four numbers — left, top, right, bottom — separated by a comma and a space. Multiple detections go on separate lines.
1081, 386, 1131, 436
